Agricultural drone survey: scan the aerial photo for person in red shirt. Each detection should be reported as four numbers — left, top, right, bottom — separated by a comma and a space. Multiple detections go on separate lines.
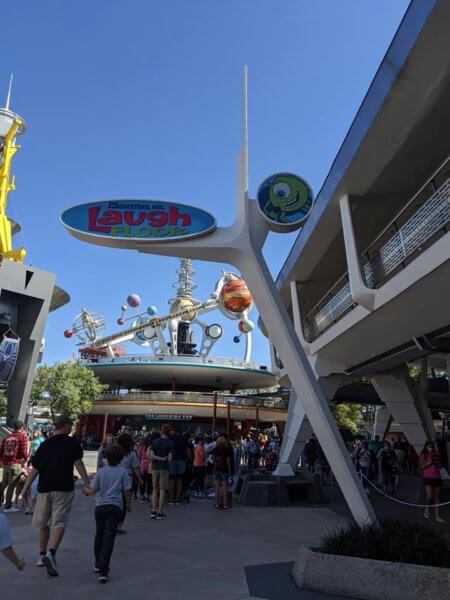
0, 421, 29, 512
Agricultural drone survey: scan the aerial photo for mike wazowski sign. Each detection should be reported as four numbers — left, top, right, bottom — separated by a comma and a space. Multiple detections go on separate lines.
61, 200, 217, 244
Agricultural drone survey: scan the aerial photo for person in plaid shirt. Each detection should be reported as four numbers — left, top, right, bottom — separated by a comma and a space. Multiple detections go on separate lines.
0, 421, 29, 512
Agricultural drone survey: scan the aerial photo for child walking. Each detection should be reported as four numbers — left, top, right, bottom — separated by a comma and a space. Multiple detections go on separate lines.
83, 445, 132, 583
0, 483, 25, 571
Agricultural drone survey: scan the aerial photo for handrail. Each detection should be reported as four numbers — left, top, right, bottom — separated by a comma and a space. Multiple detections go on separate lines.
362, 154, 449, 258
303, 156, 450, 340
83, 353, 269, 372
96, 390, 289, 410
304, 156, 450, 326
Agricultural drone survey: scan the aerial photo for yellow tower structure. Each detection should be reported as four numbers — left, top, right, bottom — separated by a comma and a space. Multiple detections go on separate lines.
0, 76, 26, 262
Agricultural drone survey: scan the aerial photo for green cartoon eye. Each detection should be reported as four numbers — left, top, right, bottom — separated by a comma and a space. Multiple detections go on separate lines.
273, 182, 291, 199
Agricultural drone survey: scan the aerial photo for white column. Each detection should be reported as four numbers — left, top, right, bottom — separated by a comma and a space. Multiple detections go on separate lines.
238, 248, 376, 524
373, 406, 392, 439
372, 366, 435, 453
274, 387, 312, 476
339, 194, 376, 311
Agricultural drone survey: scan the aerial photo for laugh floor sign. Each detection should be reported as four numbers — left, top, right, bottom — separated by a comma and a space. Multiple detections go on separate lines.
61, 200, 217, 243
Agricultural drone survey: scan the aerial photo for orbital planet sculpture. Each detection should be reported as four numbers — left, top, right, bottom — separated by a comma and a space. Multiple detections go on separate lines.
64, 259, 255, 362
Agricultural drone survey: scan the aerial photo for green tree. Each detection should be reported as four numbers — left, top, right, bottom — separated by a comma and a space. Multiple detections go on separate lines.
0, 388, 6, 417
330, 403, 362, 435
31, 362, 106, 424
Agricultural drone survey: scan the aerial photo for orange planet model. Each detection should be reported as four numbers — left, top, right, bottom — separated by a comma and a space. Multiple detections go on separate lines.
220, 274, 253, 315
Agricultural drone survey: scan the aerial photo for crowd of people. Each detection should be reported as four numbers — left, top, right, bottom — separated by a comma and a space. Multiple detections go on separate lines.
0, 418, 281, 583
0, 417, 447, 584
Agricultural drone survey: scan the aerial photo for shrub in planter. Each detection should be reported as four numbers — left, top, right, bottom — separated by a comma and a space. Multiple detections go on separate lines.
319, 518, 450, 568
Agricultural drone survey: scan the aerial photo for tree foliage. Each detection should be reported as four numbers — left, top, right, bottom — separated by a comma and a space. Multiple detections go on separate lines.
31, 362, 106, 424
330, 403, 362, 434
0, 388, 6, 417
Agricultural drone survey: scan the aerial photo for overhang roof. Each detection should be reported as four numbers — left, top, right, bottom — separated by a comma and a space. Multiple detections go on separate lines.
275, 0, 449, 303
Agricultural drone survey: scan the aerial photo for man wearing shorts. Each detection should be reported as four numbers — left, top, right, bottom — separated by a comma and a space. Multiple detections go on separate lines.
150, 424, 173, 520
22, 416, 90, 577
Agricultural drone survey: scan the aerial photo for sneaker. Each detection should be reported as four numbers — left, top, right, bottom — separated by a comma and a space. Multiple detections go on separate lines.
223, 505, 232, 510
93, 566, 100, 573
436, 516, 445, 524
169, 501, 175, 506
156, 512, 167, 520
37, 555, 45, 567
150, 511, 157, 519
98, 575, 109, 584
424, 509, 430, 519
42, 552, 58, 577
140, 497, 146, 503
4, 507, 20, 513
215, 504, 223, 510
175, 502, 181, 506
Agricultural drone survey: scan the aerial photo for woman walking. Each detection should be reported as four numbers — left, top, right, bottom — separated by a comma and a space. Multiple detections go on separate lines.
136, 435, 152, 502
420, 440, 445, 523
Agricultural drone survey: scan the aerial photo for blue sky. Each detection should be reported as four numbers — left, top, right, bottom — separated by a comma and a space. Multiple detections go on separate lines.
2, 0, 409, 367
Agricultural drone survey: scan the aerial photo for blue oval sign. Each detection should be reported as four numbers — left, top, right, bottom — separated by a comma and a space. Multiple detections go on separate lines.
61, 199, 216, 244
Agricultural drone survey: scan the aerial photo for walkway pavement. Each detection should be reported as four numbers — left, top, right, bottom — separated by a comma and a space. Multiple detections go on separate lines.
1, 453, 350, 600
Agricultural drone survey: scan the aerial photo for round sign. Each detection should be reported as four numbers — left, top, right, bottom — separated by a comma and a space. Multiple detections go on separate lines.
256, 173, 314, 232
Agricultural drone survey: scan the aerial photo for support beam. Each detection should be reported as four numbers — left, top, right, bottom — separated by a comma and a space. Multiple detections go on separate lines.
339, 194, 376, 311
274, 387, 312, 476
372, 366, 435, 453
373, 406, 392, 440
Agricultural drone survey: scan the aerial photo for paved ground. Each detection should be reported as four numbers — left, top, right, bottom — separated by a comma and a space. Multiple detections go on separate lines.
2, 453, 449, 599
1, 453, 350, 600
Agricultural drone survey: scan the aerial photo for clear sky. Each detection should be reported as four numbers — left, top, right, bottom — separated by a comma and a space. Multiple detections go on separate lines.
2, 0, 409, 367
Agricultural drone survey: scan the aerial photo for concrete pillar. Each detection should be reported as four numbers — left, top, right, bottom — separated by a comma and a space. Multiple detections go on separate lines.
339, 194, 376, 311
372, 366, 435, 453
373, 406, 392, 439
274, 387, 311, 475
275, 374, 344, 476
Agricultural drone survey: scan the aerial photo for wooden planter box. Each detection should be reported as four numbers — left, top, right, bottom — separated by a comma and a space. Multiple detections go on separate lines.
292, 545, 450, 600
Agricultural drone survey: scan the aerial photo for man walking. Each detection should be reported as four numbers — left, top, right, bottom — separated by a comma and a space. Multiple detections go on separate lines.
0, 421, 29, 512
150, 424, 173, 520
22, 415, 90, 577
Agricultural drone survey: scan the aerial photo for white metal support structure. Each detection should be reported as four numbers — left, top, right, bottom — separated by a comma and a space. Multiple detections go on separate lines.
339, 194, 376, 311
67, 69, 376, 525
372, 366, 435, 453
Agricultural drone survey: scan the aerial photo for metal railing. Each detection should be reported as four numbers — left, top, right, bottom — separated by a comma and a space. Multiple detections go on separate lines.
96, 390, 288, 410
304, 158, 450, 341
84, 353, 268, 372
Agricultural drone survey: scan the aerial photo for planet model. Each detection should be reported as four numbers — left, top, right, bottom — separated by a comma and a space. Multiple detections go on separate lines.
220, 274, 253, 316
170, 297, 198, 322
127, 294, 141, 308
